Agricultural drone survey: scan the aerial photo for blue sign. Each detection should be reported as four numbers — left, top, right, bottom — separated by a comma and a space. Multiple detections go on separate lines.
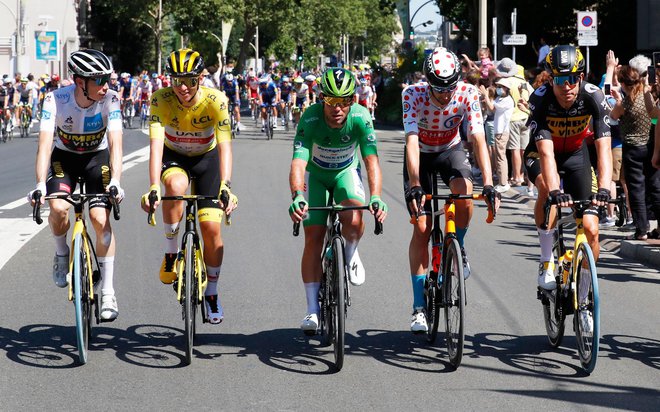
35, 31, 59, 61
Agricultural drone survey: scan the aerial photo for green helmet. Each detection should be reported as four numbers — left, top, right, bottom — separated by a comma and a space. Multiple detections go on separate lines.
319, 67, 356, 98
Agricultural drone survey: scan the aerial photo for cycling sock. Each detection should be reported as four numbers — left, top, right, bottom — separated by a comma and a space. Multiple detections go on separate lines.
411, 274, 426, 309
344, 240, 358, 264
304, 282, 321, 315
53, 233, 69, 256
538, 228, 556, 262
98, 256, 115, 296
164, 223, 180, 254
456, 227, 468, 248
205, 265, 221, 296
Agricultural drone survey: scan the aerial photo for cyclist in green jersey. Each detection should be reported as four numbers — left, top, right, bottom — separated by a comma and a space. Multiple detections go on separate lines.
288, 68, 388, 333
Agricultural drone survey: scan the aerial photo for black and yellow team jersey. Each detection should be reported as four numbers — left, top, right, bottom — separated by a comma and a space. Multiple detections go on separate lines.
526, 81, 611, 153
149, 86, 231, 156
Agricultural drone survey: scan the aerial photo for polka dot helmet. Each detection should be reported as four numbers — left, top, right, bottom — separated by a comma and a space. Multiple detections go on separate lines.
423, 47, 461, 90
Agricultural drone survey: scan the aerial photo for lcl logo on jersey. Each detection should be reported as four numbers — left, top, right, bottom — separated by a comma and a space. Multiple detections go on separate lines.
192, 115, 212, 129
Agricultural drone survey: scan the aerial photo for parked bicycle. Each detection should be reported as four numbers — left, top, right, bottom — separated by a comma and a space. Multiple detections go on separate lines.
32, 181, 120, 365
418, 173, 495, 369
293, 200, 382, 371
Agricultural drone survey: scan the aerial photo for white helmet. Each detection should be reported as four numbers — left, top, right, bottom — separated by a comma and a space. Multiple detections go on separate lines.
68, 49, 113, 77
304, 74, 316, 82
225, 73, 234, 82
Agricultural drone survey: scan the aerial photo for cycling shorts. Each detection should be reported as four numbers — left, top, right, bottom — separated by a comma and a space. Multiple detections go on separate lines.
403, 143, 473, 216
226, 95, 240, 106
260, 95, 277, 106
524, 141, 598, 215
295, 97, 307, 108
303, 167, 366, 226
280, 94, 291, 103
161, 146, 220, 210
249, 89, 258, 100
46, 147, 112, 210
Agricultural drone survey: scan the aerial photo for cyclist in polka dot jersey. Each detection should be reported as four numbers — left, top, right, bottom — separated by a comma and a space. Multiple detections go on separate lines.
402, 47, 499, 334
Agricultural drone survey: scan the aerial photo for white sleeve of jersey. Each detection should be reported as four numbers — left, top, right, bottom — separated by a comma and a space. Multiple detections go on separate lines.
106, 91, 123, 132
39, 92, 57, 132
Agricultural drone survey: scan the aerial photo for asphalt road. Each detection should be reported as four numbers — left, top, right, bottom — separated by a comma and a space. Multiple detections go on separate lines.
0, 118, 658, 410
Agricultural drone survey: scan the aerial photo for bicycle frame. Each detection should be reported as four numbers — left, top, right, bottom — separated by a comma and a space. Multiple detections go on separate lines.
172, 196, 208, 303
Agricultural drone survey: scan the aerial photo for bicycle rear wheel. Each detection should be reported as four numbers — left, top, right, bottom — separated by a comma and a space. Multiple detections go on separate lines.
443, 237, 464, 369
72, 233, 91, 364
543, 239, 566, 347
574, 241, 600, 374
331, 237, 346, 370
182, 232, 196, 365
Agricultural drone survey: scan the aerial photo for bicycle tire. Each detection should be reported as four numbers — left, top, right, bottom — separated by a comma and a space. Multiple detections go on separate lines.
331, 236, 346, 371
543, 238, 566, 347
72, 233, 90, 364
319, 275, 333, 346
230, 110, 236, 139
443, 237, 464, 369
183, 232, 195, 365
574, 241, 600, 374
425, 274, 440, 344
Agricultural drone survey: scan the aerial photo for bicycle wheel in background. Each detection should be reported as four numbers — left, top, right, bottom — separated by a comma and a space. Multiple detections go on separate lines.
443, 237, 464, 369
331, 236, 346, 371
574, 241, 600, 374
72, 233, 91, 364
543, 237, 566, 347
182, 232, 196, 365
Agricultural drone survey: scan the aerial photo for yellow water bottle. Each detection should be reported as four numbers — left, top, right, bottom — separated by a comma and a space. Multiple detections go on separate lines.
561, 250, 573, 284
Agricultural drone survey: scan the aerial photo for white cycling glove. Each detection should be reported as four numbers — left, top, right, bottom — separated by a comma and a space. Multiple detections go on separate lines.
107, 178, 125, 203
27, 182, 47, 204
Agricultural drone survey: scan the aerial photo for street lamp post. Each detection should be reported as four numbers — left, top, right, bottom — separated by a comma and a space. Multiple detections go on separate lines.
408, 0, 436, 39
239, 26, 259, 72
202, 29, 224, 73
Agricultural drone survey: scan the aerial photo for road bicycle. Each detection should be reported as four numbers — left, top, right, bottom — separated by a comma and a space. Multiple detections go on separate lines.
32, 181, 120, 365
0, 108, 12, 143
263, 104, 275, 140
280, 101, 291, 131
18, 102, 31, 138
147, 189, 231, 365
140, 100, 149, 129
418, 173, 495, 369
537, 197, 620, 374
251, 98, 259, 126
293, 199, 383, 371
229, 102, 239, 139
121, 98, 133, 129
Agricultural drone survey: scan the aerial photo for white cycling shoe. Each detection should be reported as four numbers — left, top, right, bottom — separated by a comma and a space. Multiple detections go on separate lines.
538, 261, 557, 290
348, 251, 365, 286
410, 308, 428, 333
100, 294, 119, 321
300, 313, 319, 332
52, 254, 69, 288
204, 295, 224, 324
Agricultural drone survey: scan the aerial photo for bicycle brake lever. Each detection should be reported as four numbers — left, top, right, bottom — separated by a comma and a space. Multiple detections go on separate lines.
32, 190, 43, 225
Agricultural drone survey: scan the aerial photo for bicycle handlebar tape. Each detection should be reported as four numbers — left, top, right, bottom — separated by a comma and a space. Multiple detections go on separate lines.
147, 190, 158, 226
109, 186, 121, 221
33, 190, 43, 225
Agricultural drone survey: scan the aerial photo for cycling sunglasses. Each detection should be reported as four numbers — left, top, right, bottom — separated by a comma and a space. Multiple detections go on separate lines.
171, 77, 199, 88
90, 74, 111, 86
323, 96, 353, 108
430, 85, 457, 94
553, 74, 581, 86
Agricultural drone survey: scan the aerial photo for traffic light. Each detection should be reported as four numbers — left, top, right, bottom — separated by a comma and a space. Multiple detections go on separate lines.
296, 45, 303, 62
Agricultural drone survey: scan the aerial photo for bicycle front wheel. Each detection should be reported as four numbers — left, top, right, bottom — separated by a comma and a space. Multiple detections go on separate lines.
182, 232, 196, 365
443, 238, 465, 369
331, 237, 346, 371
425, 274, 440, 344
72, 233, 91, 364
574, 241, 600, 374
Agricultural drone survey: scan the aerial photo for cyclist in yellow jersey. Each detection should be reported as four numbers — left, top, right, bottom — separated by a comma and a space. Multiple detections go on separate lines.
141, 49, 238, 324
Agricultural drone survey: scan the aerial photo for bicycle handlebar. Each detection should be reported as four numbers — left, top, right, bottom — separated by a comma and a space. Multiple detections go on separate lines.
542, 197, 622, 229
292, 203, 384, 237
32, 190, 121, 226
147, 192, 229, 226
416, 193, 495, 224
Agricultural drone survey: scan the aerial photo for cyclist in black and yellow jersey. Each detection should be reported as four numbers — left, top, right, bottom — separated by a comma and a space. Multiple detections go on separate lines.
524, 45, 612, 290
140, 49, 238, 324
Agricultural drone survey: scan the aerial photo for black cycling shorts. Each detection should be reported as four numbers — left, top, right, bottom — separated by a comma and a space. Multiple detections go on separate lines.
161, 146, 220, 210
403, 143, 473, 216
46, 148, 112, 209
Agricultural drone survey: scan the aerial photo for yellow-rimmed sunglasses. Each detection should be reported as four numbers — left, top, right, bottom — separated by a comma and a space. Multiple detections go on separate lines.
323, 96, 353, 108
171, 76, 199, 88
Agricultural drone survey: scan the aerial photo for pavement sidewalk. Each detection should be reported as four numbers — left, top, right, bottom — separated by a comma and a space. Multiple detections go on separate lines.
502, 184, 660, 270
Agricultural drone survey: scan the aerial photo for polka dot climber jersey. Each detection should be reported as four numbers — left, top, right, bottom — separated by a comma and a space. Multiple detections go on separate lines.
402, 81, 485, 153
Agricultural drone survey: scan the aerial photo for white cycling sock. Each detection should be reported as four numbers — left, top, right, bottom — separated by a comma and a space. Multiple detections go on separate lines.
54, 233, 69, 256
164, 223, 179, 254
205, 265, 221, 296
304, 282, 321, 315
537, 228, 556, 263
99, 256, 114, 296
344, 240, 358, 264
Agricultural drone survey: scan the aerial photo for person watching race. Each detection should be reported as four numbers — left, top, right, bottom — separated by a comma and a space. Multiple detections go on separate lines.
288, 67, 388, 333
402, 47, 499, 333
258, 75, 279, 132
524, 44, 612, 290
27, 49, 124, 321
220, 72, 242, 132
140, 48, 238, 324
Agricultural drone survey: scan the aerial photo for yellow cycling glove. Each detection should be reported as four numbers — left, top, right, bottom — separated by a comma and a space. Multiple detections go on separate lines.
141, 184, 161, 226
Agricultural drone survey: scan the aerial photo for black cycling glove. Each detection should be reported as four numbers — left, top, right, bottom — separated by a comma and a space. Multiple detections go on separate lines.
549, 189, 572, 205
591, 188, 611, 203
406, 185, 425, 205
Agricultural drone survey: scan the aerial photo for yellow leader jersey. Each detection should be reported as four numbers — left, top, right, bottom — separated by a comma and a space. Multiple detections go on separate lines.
149, 86, 231, 156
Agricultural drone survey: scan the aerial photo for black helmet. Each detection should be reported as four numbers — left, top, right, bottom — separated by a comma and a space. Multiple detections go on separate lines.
68, 49, 113, 77
165, 49, 204, 77
423, 47, 461, 90
544, 45, 585, 75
